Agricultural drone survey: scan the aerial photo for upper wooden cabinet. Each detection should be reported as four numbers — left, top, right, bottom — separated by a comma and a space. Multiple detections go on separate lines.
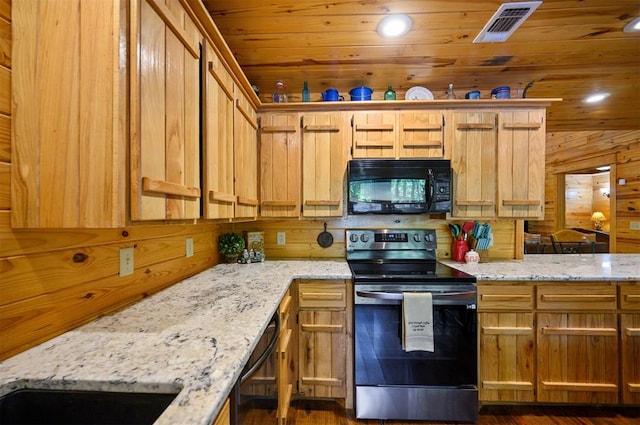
449, 108, 545, 220
203, 42, 235, 220
259, 113, 301, 218
234, 91, 260, 219
351, 111, 444, 159
130, 0, 202, 221
12, 0, 127, 228
301, 112, 347, 217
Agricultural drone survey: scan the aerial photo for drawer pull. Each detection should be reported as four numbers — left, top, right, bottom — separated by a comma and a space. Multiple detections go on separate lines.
625, 327, 640, 337
300, 377, 343, 386
482, 326, 532, 335
301, 292, 344, 301
541, 381, 618, 392
628, 383, 640, 393
541, 327, 617, 336
625, 294, 640, 302
482, 381, 533, 390
540, 294, 615, 303
481, 294, 531, 302
301, 324, 344, 333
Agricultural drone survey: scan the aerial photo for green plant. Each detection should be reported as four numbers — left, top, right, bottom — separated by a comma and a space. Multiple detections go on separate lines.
218, 232, 245, 261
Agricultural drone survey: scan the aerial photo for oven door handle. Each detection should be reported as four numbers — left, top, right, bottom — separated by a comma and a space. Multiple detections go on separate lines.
356, 290, 476, 301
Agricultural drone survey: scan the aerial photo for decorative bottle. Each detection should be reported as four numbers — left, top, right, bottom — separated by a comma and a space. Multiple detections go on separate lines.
273, 81, 288, 103
447, 83, 456, 99
384, 85, 396, 100
302, 81, 310, 102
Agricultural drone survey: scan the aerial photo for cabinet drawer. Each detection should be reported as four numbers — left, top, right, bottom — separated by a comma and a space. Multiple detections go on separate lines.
478, 285, 534, 310
537, 285, 616, 311
298, 281, 346, 308
620, 284, 640, 311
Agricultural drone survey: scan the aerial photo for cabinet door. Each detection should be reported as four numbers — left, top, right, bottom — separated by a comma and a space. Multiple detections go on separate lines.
131, 0, 202, 220
537, 313, 618, 403
298, 310, 347, 398
497, 110, 545, 219
398, 111, 444, 158
12, 0, 126, 228
203, 43, 235, 219
478, 312, 535, 402
450, 112, 497, 218
260, 113, 300, 217
301, 112, 346, 217
351, 112, 396, 158
234, 92, 259, 219
620, 284, 640, 404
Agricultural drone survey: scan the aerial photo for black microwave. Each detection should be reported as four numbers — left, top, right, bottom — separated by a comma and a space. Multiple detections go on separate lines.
347, 159, 451, 214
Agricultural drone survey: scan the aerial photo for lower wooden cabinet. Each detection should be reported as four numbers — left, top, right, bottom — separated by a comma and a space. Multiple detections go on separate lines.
211, 398, 230, 425
296, 280, 350, 399
537, 312, 618, 403
478, 285, 535, 402
620, 284, 640, 404
478, 281, 639, 406
277, 288, 294, 425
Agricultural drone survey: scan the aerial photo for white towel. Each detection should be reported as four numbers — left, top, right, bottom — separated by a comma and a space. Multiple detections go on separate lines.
402, 292, 434, 352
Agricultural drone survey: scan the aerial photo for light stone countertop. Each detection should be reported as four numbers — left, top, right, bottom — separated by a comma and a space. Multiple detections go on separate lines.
1, 254, 639, 424
442, 253, 640, 281
0, 260, 351, 425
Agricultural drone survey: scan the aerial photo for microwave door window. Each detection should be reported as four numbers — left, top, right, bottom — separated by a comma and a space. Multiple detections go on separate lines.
350, 179, 426, 203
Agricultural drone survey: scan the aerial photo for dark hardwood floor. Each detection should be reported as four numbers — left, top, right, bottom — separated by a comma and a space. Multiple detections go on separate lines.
240, 399, 640, 425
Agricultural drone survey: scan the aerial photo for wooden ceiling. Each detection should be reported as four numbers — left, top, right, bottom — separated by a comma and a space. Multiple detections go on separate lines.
202, 0, 640, 131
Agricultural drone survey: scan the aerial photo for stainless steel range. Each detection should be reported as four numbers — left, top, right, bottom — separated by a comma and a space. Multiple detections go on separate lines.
346, 229, 478, 423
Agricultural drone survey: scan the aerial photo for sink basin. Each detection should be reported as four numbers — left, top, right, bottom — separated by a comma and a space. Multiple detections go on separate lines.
0, 388, 178, 424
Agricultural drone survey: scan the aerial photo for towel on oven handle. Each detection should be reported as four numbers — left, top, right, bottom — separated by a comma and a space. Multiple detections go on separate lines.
402, 292, 434, 352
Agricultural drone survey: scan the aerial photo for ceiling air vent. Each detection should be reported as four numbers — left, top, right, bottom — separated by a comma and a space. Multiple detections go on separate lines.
473, 1, 542, 43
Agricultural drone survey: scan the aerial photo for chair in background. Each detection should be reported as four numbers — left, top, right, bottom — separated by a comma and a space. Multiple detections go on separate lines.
550, 229, 596, 254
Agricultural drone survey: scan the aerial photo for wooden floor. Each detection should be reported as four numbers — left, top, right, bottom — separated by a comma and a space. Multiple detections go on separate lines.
240, 399, 640, 425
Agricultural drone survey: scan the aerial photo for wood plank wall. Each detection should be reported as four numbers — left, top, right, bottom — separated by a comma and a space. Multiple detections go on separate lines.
235, 217, 517, 261
528, 130, 640, 253
0, 2, 226, 361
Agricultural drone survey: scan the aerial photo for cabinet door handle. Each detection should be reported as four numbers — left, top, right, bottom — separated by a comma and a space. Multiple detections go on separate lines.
503, 122, 542, 130
301, 324, 344, 333
237, 197, 259, 206
304, 200, 340, 207
625, 328, 640, 337
142, 177, 200, 198
262, 200, 298, 207
456, 200, 495, 206
541, 327, 617, 336
502, 200, 541, 206
209, 191, 236, 204
301, 292, 344, 301
304, 125, 340, 132
355, 124, 394, 131
456, 123, 494, 130
261, 125, 297, 133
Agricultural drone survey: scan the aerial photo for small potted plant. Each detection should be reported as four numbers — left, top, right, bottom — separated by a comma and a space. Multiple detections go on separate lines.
218, 232, 245, 263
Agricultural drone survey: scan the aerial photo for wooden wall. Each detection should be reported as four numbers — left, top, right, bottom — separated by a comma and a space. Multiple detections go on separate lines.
0, 1, 226, 361
528, 130, 640, 253
236, 217, 517, 261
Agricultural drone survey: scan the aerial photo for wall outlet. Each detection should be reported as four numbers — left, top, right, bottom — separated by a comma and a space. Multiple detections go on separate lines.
630, 221, 640, 231
119, 247, 134, 277
277, 232, 286, 245
186, 237, 194, 257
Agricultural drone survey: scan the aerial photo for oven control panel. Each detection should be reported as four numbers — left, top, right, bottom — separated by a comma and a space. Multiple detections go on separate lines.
346, 229, 437, 252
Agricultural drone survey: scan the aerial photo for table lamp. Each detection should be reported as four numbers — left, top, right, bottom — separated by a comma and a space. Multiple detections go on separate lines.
591, 211, 606, 230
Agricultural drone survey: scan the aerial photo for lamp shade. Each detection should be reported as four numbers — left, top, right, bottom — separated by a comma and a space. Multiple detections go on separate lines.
591, 211, 606, 221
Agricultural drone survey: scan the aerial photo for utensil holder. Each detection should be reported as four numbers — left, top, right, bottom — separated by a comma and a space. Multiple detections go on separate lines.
452, 240, 469, 262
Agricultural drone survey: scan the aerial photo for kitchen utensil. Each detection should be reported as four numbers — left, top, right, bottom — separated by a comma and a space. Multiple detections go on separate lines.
317, 222, 334, 248
405, 86, 434, 100
321, 88, 344, 101
349, 86, 373, 101
449, 223, 460, 240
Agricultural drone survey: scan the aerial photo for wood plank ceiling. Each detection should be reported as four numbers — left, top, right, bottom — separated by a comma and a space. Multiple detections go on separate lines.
202, 0, 640, 131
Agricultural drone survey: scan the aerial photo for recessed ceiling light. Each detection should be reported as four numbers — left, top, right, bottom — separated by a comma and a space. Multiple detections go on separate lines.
377, 14, 412, 38
583, 93, 610, 104
623, 17, 640, 33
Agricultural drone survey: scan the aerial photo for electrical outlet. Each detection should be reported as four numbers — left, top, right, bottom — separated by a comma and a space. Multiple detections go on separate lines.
277, 232, 286, 245
630, 221, 640, 231
186, 237, 194, 257
119, 247, 134, 277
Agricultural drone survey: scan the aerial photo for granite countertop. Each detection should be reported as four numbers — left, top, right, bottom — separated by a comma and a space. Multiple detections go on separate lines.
1, 254, 639, 424
442, 253, 640, 281
0, 260, 351, 425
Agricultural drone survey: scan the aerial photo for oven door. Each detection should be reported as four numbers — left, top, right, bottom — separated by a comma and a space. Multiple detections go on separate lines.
354, 283, 478, 422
